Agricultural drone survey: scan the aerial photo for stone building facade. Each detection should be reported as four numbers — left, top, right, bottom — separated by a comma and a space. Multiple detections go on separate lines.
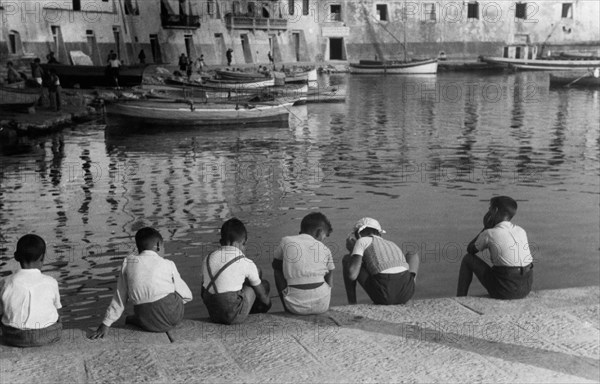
0, 0, 598, 67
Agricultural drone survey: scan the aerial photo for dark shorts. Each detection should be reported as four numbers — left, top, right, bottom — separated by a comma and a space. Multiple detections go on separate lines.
485, 264, 533, 300
201, 282, 270, 325
132, 292, 184, 332
1, 321, 62, 348
362, 270, 416, 305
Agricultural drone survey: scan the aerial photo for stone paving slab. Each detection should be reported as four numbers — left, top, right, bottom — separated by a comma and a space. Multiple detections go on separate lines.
1, 286, 599, 383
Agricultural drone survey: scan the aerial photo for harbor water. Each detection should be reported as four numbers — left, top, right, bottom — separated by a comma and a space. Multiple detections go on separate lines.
1, 72, 599, 328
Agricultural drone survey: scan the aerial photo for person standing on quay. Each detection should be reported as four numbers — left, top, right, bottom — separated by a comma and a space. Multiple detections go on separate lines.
226, 48, 233, 66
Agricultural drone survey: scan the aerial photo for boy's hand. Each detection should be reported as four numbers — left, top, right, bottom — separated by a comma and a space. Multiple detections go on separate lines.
345, 236, 356, 253
89, 324, 109, 339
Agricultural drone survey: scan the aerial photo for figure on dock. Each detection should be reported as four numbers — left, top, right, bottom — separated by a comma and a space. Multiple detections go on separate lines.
46, 51, 59, 64
268, 51, 274, 69
178, 53, 188, 72
90, 227, 193, 339
342, 218, 420, 305
107, 52, 122, 88
0, 234, 62, 347
48, 69, 62, 112
272, 212, 334, 315
456, 196, 533, 299
201, 218, 271, 325
5, 61, 21, 84
138, 49, 146, 64
226, 48, 233, 66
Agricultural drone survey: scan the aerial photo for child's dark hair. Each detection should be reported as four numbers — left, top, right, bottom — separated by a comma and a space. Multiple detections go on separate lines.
135, 227, 163, 252
15, 234, 46, 263
220, 218, 247, 246
356, 227, 380, 238
300, 212, 333, 236
490, 196, 518, 220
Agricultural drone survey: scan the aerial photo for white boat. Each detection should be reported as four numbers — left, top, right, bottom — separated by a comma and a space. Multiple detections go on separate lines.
481, 44, 600, 71
202, 78, 275, 89
349, 58, 438, 74
349, 5, 438, 75
106, 100, 292, 127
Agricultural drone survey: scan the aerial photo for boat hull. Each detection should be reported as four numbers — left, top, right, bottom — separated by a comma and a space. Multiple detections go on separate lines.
41, 64, 147, 88
0, 86, 41, 107
106, 100, 291, 127
549, 74, 600, 87
202, 78, 275, 89
480, 57, 600, 71
215, 70, 270, 81
349, 59, 438, 74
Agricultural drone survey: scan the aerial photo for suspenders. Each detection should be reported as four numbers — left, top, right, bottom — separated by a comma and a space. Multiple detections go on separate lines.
205, 255, 245, 294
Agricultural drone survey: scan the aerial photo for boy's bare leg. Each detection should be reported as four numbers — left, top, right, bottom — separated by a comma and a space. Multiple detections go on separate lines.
457, 253, 492, 296
406, 252, 420, 278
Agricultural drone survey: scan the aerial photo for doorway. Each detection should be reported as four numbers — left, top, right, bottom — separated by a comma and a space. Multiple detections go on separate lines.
241, 34, 253, 63
86, 30, 101, 65
51, 26, 68, 62
150, 34, 162, 63
292, 32, 300, 61
214, 33, 226, 64
329, 37, 345, 60
184, 34, 196, 59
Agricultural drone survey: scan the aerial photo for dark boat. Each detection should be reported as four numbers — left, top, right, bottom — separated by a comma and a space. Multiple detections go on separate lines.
40, 64, 148, 88
0, 85, 41, 108
549, 72, 600, 88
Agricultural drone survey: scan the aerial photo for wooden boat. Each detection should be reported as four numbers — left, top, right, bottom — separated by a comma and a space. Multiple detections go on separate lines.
215, 70, 270, 81
162, 80, 307, 99
0, 85, 41, 107
480, 44, 600, 71
549, 71, 600, 88
106, 100, 292, 126
282, 69, 318, 83
349, 58, 438, 74
40, 63, 148, 88
202, 77, 275, 89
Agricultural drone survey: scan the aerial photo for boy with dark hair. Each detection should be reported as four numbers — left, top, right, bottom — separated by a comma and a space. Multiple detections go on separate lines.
457, 196, 533, 299
273, 212, 335, 315
201, 218, 271, 325
0, 234, 62, 347
343, 218, 420, 305
90, 227, 192, 338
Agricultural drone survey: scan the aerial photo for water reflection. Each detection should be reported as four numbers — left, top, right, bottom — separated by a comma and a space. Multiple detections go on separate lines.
0, 73, 598, 327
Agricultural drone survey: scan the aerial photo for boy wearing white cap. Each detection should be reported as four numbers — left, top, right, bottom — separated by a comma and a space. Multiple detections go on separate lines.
342, 218, 420, 305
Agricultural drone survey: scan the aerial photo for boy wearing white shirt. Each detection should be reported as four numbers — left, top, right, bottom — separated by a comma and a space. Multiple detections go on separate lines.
0, 234, 62, 347
90, 227, 192, 338
201, 218, 271, 325
457, 196, 534, 299
343, 218, 420, 305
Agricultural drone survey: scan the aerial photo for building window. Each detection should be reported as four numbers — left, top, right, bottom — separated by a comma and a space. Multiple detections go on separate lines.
248, 2, 255, 16
515, 3, 527, 19
207, 0, 215, 16
124, 0, 139, 15
424, 3, 436, 21
302, 0, 309, 15
233, 1, 240, 15
262, 4, 270, 18
73, 0, 81, 11
8, 31, 19, 54
561, 3, 572, 18
330, 4, 341, 21
467, 2, 479, 19
376, 4, 388, 21
289, 0, 294, 15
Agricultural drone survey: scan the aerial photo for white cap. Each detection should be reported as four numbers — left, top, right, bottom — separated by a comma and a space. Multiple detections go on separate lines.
353, 217, 386, 234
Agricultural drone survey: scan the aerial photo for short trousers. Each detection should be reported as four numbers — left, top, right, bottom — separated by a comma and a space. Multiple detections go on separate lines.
362, 270, 416, 305
1, 321, 62, 348
283, 283, 331, 315
486, 264, 533, 300
133, 292, 184, 332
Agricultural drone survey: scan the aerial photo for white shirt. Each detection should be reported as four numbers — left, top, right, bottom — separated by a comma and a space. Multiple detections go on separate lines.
0, 269, 61, 329
102, 251, 193, 327
274, 234, 335, 285
202, 246, 261, 294
474, 221, 533, 267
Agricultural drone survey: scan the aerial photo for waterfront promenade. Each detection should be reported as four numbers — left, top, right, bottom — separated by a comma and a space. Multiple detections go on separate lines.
1, 286, 598, 383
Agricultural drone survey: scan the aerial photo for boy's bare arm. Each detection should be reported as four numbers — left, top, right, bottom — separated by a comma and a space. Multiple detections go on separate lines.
346, 254, 363, 281
251, 283, 271, 306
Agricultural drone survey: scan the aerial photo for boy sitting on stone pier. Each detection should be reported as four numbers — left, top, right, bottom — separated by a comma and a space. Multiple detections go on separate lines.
456, 196, 533, 299
343, 218, 420, 305
201, 218, 271, 325
0, 234, 62, 347
272, 212, 335, 315
90, 227, 192, 338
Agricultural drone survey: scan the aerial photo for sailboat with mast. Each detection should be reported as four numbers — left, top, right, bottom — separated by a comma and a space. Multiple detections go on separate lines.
349, 4, 438, 74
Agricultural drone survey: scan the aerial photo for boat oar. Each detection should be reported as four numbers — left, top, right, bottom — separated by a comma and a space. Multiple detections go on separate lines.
565, 70, 592, 88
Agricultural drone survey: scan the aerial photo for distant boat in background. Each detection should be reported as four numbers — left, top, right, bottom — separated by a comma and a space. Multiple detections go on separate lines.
349, 58, 438, 74
41, 63, 147, 88
480, 44, 600, 70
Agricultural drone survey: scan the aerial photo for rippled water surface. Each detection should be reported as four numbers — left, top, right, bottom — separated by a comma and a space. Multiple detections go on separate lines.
1, 72, 599, 327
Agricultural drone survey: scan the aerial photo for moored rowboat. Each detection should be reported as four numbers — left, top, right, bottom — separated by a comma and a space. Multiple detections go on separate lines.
549, 72, 600, 88
40, 63, 148, 88
106, 100, 292, 126
0, 85, 41, 107
202, 78, 275, 89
